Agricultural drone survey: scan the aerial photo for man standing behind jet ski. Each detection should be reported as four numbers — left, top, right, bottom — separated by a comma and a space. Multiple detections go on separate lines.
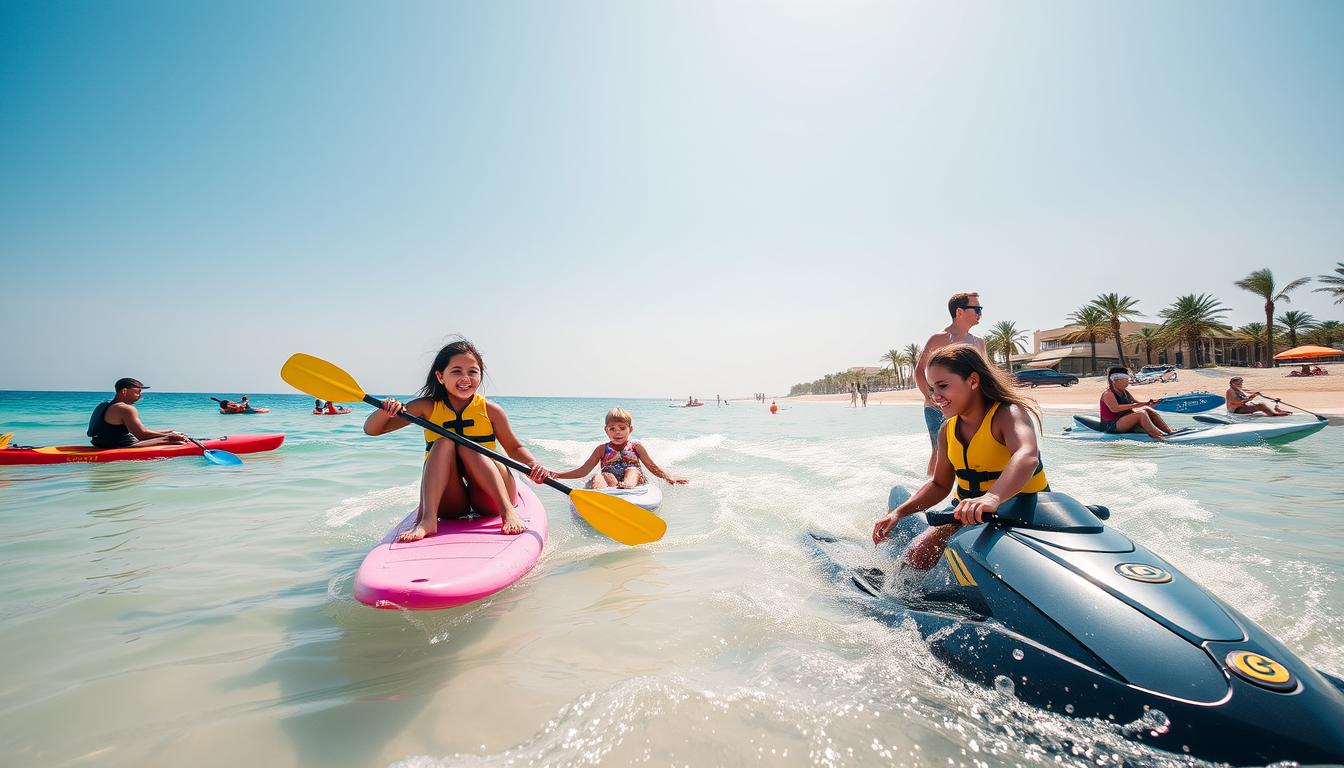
872, 344, 1048, 568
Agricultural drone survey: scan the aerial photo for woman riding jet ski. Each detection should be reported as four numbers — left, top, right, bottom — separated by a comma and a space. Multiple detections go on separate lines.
810, 346, 1344, 764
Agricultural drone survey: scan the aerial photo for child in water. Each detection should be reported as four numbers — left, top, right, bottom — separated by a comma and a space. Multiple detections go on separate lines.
553, 408, 689, 488
871, 343, 1049, 569
364, 339, 552, 542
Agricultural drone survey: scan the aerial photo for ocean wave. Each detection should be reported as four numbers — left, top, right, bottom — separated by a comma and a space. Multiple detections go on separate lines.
324, 483, 418, 528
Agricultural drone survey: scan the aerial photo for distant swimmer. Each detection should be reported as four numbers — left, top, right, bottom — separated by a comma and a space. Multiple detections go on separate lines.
87, 377, 188, 449
770, 401, 779, 414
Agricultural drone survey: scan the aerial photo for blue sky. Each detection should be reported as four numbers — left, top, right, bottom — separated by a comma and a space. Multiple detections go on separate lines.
3, 1, 1342, 397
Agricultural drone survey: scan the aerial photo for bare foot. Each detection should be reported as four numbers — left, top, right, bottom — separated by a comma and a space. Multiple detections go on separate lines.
397, 524, 432, 543
500, 509, 527, 535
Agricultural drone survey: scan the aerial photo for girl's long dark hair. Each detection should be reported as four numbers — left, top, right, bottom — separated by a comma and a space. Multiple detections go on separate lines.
928, 343, 1042, 427
418, 337, 485, 404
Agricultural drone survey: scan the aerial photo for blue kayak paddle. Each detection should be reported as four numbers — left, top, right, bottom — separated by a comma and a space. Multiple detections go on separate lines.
188, 436, 243, 466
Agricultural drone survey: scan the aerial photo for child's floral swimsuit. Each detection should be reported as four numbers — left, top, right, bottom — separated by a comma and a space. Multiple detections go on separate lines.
600, 441, 642, 479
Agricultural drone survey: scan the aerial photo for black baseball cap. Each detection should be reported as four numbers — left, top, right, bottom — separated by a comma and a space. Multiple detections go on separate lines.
114, 377, 149, 391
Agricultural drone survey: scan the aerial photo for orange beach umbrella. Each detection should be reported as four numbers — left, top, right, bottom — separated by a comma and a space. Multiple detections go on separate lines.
1273, 345, 1342, 361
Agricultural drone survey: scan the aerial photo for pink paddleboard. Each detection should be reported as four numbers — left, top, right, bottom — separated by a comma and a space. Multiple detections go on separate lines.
353, 482, 548, 610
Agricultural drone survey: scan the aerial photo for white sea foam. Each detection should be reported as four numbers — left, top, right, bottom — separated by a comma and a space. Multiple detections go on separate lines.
324, 483, 418, 527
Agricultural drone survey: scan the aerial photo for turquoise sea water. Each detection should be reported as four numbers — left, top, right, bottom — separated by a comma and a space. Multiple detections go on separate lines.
1, 390, 1341, 768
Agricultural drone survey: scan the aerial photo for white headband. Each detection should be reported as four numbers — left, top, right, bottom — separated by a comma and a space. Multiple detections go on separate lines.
1109, 373, 1129, 382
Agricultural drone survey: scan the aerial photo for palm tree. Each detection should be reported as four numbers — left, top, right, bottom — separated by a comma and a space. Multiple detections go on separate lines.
1306, 320, 1338, 347
1235, 269, 1310, 360
1236, 322, 1268, 367
1315, 262, 1344, 304
903, 343, 922, 390
1090, 293, 1142, 369
1307, 320, 1343, 347
1158, 294, 1230, 367
1125, 327, 1161, 365
1276, 310, 1317, 349
1060, 305, 1110, 374
881, 349, 905, 388
985, 320, 1028, 368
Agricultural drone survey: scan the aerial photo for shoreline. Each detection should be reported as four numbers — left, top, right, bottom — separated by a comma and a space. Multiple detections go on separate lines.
783, 365, 1344, 417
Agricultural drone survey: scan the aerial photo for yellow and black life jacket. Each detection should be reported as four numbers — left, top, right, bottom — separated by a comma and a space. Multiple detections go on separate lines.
424, 393, 496, 457
944, 401, 1049, 500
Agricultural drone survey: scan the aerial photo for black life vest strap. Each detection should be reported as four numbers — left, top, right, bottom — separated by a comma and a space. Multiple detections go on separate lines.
955, 457, 1047, 499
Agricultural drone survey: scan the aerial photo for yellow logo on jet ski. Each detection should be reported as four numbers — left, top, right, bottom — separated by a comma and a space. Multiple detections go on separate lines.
944, 549, 977, 587
1115, 563, 1172, 583
1226, 651, 1295, 691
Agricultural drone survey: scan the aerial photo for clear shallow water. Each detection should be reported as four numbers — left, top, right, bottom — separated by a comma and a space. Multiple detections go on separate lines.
1, 391, 1341, 767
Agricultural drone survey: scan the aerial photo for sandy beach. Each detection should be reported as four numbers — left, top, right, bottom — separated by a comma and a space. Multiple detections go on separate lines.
786, 364, 1344, 416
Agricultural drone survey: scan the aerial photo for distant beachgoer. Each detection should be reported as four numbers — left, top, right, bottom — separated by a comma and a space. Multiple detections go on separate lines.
850, 382, 858, 408
872, 344, 1049, 570
1226, 377, 1290, 416
364, 338, 552, 542
553, 408, 688, 489
1100, 368, 1175, 440
770, 401, 779, 414
1312, 366, 1327, 376
716, 394, 721, 406
915, 291, 987, 473
860, 383, 869, 407
87, 378, 188, 449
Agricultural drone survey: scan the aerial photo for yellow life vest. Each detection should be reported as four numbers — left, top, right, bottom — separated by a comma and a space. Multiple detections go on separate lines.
944, 401, 1049, 500
424, 394, 496, 457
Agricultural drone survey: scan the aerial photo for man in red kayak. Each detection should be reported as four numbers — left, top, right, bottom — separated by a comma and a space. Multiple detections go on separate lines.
87, 378, 188, 448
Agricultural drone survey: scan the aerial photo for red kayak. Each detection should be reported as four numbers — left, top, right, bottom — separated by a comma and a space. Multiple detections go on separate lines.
0, 434, 285, 465
312, 408, 352, 415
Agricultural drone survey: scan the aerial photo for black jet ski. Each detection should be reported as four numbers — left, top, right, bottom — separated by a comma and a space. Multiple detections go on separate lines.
807, 488, 1344, 765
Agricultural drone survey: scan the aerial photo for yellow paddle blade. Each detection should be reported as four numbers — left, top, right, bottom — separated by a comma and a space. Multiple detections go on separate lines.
569, 488, 668, 546
280, 353, 368, 403
0, 433, 12, 450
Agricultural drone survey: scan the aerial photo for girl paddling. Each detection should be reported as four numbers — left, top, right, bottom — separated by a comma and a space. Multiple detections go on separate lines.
364, 339, 552, 542
872, 344, 1049, 569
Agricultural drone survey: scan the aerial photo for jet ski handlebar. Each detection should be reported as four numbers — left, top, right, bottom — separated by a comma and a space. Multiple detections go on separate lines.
923, 493, 1110, 530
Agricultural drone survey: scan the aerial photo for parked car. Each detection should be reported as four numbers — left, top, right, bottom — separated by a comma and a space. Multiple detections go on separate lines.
1013, 368, 1080, 387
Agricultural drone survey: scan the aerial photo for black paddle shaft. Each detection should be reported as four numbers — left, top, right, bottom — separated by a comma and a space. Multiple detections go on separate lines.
361, 394, 575, 497
1260, 395, 1328, 422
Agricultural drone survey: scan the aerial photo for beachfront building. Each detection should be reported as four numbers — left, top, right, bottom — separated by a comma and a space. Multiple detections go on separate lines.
1025, 322, 1253, 374
847, 366, 887, 389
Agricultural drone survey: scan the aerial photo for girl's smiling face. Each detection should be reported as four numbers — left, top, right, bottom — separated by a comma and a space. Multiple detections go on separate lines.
929, 362, 980, 416
604, 420, 633, 444
436, 353, 482, 402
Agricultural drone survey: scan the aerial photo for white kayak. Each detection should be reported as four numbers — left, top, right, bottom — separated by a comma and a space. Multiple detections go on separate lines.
571, 482, 664, 512
1066, 415, 1326, 446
